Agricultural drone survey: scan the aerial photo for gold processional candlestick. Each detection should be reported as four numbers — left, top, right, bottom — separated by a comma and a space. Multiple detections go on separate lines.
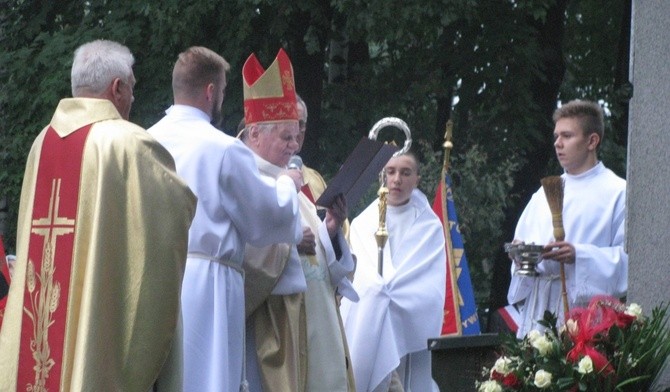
368, 117, 412, 278
375, 171, 389, 276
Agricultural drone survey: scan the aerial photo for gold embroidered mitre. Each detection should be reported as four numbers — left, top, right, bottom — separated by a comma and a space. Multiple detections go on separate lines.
243, 48, 298, 124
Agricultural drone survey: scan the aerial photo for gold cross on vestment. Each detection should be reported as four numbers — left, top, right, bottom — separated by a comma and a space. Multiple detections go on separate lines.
24, 178, 76, 390
31, 178, 75, 240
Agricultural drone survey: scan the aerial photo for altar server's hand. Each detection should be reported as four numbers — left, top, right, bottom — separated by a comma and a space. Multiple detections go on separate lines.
543, 241, 575, 264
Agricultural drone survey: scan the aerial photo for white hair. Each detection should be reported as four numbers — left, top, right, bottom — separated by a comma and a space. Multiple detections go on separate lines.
71, 40, 134, 96
296, 94, 307, 120
256, 122, 277, 134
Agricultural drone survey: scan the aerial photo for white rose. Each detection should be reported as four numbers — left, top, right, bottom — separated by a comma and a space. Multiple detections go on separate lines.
492, 356, 513, 375
478, 380, 503, 392
577, 355, 594, 374
531, 335, 554, 356
625, 303, 642, 318
534, 369, 553, 389
527, 329, 542, 343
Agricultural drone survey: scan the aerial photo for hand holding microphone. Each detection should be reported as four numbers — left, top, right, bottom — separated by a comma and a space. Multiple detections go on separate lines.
288, 155, 303, 170
282, 155, 303, 192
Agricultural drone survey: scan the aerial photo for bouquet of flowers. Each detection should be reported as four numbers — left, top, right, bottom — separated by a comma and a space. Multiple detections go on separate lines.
478, 296, 670, 392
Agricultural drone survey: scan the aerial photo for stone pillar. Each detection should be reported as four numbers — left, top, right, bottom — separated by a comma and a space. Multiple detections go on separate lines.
627, 1, 670, 389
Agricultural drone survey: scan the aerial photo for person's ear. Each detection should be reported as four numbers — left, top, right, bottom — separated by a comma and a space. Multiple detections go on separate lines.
248, 125, 260, 145
588, 133, 600, 151
111, 78, 123, 102
205, 83, 215, 102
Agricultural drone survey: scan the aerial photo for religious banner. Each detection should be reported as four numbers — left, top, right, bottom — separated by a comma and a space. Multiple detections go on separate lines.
432, 173, 481, 336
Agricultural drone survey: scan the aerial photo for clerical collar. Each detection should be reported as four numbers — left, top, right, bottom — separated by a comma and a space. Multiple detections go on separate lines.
165, 104, 211, 123
565, 161, 604, 180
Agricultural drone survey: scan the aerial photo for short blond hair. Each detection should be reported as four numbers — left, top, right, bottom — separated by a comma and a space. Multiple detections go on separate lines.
172, 46, 230, 100
553, 99, 604, 143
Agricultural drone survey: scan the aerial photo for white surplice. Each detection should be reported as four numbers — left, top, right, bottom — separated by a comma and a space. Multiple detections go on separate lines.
341, 189, 446, 392
300, 193, 358, 392
508, 162, 627, 338
148, 105, 301, 392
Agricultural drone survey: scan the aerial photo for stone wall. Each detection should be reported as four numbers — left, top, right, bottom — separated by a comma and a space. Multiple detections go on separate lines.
627, 1, 670, 388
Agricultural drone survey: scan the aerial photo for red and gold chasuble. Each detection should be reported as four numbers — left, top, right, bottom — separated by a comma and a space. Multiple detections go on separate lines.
17, 125, 91, 391
300, 184, 316, 204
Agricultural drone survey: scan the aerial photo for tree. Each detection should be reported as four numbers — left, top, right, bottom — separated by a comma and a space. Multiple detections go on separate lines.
0, 1, 631, 326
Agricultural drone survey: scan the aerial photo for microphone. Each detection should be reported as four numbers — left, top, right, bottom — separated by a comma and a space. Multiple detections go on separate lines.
288, 155, 303, 170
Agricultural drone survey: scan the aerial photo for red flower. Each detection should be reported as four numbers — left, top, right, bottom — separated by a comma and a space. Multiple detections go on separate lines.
502, 373, 521, 388
565, 296, 622, 375
490, 370, 504, 382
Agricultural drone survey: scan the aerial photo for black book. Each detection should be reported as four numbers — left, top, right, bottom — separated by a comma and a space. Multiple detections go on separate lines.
316, 137, 398, 208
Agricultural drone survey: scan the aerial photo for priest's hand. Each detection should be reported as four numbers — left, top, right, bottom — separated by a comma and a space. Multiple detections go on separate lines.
543, 241, 575, 264
297, 227, 316, 255
326, 194, 347, 238
280, 168, 303, 192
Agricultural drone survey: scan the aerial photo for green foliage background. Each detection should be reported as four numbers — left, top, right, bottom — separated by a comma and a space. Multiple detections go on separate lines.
0, 0, 631, 326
